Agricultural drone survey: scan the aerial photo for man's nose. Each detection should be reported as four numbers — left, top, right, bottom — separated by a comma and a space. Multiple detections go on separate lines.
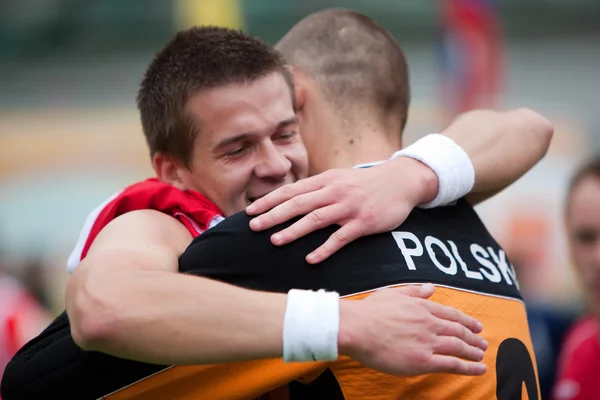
254, 141, 291, 180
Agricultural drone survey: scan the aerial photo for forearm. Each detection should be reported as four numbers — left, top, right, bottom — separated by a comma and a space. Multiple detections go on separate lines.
384, 108, 552, 208
67, 259, 286, 365
441, 108, 553, 200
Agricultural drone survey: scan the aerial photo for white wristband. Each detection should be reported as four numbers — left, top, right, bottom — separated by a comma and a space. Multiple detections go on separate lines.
283, 289, 340, 362
392, 133, 475, 209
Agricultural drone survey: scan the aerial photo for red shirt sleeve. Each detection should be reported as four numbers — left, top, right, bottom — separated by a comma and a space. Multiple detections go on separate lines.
66, 178, 222, 273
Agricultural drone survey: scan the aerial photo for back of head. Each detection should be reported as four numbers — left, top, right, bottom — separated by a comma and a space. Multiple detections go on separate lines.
276, 9, 410, 134
137, 26, 293, 167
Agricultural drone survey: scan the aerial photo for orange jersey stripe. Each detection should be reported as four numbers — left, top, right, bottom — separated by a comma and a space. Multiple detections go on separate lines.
102, 359, 323, 399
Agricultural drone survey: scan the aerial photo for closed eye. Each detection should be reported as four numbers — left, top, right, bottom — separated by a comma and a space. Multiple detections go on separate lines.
276, 131, 297, 141
225, 146, 248, 158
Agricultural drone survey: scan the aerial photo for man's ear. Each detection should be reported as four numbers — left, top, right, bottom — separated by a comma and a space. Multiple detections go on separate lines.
152, 152, 186, 190
289, 66, 307, 112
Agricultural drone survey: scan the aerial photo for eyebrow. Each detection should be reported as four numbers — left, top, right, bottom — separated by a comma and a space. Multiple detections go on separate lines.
213, 116, 299, 151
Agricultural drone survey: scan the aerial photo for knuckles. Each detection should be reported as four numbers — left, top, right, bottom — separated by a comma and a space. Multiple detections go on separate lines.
309, 209, 325, 224
280, 184, 295, 199
291, 195, 305, 209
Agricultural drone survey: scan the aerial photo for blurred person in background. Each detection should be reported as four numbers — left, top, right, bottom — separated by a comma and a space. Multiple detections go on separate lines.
0, 264, 49, 398
553, 157, 600, 400
16, 259, 51, 312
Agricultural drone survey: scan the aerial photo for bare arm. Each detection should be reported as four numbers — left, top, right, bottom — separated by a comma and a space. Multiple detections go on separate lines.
66, 210, 287, 365
442, 108, 554, 205
66, 209, 485, 376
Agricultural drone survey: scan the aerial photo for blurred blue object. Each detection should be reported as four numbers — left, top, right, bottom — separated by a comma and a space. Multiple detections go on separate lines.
526, 301, 579, 400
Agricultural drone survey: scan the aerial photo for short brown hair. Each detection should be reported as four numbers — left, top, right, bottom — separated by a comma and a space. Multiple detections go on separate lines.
275, 9, 410, 134
566, 156, 600, 210
137, 26, 294, 166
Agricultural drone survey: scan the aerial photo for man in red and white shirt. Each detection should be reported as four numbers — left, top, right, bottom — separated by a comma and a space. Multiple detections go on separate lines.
554, 158, 600, 400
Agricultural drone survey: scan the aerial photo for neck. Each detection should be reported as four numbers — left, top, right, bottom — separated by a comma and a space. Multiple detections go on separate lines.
310, 117, 401, 174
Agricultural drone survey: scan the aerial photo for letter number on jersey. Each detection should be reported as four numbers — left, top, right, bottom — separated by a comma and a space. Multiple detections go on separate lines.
496, 338, 539, 400
392, 232, 423, 270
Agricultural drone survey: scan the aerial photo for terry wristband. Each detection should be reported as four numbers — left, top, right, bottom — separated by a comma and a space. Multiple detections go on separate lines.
283, 289, 340, 362
392, 133, 475, 208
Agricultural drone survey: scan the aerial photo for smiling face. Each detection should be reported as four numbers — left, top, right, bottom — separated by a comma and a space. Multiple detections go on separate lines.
177, 72, 309, 216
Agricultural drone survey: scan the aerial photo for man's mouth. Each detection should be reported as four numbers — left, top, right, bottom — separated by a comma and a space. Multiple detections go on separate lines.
247, 191, 273, 205
247, 195, 266, 205
247, 183, 290, 205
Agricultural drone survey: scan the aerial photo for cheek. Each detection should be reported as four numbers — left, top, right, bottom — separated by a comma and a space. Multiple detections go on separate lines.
572, 245, 594, 270
188, 163, 242, 200
216, 164, 256, 199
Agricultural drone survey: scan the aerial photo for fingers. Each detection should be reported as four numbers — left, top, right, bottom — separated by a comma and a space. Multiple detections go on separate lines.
425, 355, 487, 376
427, 302, 483, 334
305, 220, 364, 264
434, 320, 488, 351
246, 177, 325, 217
392, 283, 435, 299
432, 335, 485, 362
246, 183, 299, 217
268, 204, 348, 246
249, 190, 333, 234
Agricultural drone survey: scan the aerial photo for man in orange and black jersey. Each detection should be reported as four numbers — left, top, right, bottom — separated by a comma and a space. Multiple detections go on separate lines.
174, 197, 539, 399
101, 193, 541, 399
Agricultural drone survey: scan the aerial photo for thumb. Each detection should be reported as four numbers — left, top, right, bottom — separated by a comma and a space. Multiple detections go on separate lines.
395, 283, 435, 299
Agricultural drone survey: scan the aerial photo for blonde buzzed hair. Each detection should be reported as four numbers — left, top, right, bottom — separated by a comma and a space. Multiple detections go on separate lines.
276, 9, 410, 134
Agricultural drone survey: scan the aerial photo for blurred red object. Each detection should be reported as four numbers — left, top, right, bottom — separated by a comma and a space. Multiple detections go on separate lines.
438, 0, 504, 119
0, 275, 49, 395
